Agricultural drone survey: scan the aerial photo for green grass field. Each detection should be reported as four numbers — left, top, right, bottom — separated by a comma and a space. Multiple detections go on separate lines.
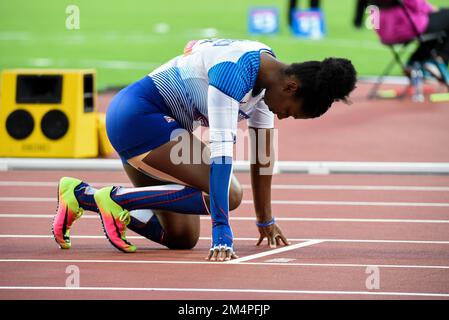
0, 0, 446, 89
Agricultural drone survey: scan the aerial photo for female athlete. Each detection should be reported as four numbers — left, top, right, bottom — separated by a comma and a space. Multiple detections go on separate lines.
52, 38, 357, 262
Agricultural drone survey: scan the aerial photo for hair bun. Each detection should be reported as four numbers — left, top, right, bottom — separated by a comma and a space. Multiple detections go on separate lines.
316, 58, 357, 102
283, 57, 357, 118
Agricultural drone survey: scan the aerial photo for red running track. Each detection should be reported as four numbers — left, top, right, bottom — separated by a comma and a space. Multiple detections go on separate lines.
0, 170, 449, 300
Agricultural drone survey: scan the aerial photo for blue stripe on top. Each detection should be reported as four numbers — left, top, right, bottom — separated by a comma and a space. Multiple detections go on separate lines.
208, 50, 261, 101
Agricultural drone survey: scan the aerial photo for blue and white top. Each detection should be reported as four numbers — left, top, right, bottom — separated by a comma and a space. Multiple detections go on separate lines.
149, 38, 275, 159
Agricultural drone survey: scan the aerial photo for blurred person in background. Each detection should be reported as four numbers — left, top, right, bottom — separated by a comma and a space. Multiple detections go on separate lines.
354, 0, 369, 28
370, 0, 449, 83
288, 0, 321, 29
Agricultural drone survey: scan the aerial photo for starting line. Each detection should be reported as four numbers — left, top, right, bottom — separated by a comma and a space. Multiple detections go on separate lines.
1, 158, 449, 175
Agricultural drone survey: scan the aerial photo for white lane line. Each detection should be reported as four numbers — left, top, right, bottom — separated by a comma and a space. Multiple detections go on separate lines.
0, 214, 98, 219
0, 259, 448, 270
249, 184, 449, 192
2, 181, 449, 192
0, 182, 59, 187
0, 235, 106, 239
246, 200, 449, 207
225, 237, 449, 245
2, 159, 449, 174
1, 214, 449, 224
265, 258, 296, 263
1, 234, 449, 244
2, 196, 449, 207
0, 197, 54, 202
221, 217, 449, 224
0, 286, 447, 297
228, 240, 324, 264
242, 184, 449, 192
224, 217, 449, 224
0, 181, 132, 188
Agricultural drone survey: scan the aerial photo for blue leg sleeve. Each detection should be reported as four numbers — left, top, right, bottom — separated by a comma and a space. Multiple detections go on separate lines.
111, 185, 209, 215
209, 156, 234, 249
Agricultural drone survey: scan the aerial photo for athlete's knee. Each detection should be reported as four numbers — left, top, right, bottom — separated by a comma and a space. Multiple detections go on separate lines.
159, 221, 200, 250
164, 233, 199, 250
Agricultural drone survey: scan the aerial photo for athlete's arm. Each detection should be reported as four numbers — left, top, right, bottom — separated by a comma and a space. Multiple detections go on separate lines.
248, 100, 290, 248
249, 127, 290, 248
204, 45, 267, 260
249, 127, 274, 222
206, 85, 239, 261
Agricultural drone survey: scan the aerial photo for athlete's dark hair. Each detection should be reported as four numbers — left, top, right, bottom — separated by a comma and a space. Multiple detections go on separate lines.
285, 57, 357, 118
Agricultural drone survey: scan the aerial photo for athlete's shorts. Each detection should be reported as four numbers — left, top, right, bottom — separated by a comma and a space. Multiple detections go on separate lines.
106, 76, 183, 162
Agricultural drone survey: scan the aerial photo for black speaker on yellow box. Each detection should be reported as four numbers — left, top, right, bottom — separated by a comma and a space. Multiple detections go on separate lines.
0, 69, 99, 158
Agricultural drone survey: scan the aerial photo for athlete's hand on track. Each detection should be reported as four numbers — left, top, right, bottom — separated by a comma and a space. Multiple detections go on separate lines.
205, 224, 239, 262
256, 223, 291, 248
206, 245, 239, 262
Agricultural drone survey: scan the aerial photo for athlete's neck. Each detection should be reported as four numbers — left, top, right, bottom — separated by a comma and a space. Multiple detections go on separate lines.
255, 52, 288, 92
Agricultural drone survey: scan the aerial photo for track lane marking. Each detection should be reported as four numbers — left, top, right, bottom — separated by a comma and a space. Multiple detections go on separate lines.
2, 181, 449, 191
1, 214, 449, 224
0, 286, 447, 297
247, 184, 449, 192
227, 240, 324, 264
253, 200, 449, 207
2, 197, 449, 207
1, 234, 449, 244
0, 197, 54, 202
0, 258, 448, 269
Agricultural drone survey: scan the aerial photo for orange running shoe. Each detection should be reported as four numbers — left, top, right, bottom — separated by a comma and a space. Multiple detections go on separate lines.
52, 177, 84, 249
94, 186, 137, 253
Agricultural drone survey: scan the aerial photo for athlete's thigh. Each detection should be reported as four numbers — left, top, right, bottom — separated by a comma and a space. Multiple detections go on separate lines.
127, 131, 243, 211
123, 162, 200, 243
127, 130, 208, 190
128, 130, 239, 194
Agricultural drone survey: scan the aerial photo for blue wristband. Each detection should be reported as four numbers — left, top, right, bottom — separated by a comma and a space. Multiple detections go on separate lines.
256, 217, 275, 228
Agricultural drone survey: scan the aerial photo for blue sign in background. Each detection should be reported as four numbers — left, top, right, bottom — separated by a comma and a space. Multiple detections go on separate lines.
248, 7, 279, 35
291, 9, 326, 39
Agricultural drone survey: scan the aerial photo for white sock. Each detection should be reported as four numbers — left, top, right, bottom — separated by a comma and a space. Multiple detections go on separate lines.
130, 209, 155, 224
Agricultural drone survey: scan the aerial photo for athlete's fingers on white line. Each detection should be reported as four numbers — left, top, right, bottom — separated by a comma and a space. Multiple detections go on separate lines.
218, 249, 227, 262
223, 249, 231, 260
269, 236, 276, 249
205, 250, 213, 260
225, 250, 238, 261
276, 236, 281, 247
210, 249, 219, 261
279, 234, 291, 246
213, 249, 220, 261
224, 250, 233, 261
256, 236, 264, 246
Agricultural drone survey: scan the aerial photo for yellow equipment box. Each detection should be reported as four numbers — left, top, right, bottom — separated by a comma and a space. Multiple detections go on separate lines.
0, 69, 99, 158
97, 112, 114, 157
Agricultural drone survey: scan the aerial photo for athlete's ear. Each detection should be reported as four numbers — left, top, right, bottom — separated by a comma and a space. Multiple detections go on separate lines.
283, 78, 299, 93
